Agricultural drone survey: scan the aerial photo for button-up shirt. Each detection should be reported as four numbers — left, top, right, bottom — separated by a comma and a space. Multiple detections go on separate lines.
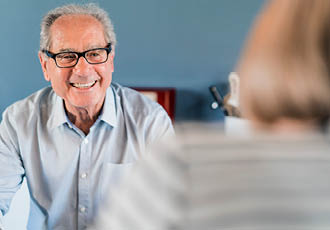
0, 82, 174, 230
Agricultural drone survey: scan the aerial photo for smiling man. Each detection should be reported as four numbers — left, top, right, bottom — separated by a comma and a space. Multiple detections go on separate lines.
0, 3, 173, 230
40, 13, 114, 135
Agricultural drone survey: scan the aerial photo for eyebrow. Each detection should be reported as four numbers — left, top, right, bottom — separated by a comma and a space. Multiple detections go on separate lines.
57, 44, 106, 53
58, 48, 75, 52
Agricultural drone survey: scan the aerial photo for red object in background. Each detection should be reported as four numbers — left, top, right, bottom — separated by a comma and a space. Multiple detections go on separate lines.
132, 87, 176, 122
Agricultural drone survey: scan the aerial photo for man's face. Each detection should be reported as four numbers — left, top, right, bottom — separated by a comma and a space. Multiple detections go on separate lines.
39, 14, 114, 114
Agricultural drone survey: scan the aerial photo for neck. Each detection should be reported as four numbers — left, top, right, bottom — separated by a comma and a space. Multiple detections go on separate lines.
253, 118, 320, 135
65, 104, 102, 135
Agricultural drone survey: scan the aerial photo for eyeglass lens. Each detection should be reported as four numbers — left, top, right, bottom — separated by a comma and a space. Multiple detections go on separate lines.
55, 49, 108, 67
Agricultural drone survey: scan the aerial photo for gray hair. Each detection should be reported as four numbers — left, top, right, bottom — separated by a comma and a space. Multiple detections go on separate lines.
40, 3, 116, 52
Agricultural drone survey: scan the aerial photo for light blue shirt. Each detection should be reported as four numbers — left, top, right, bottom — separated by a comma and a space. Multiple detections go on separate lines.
0, 82, 174, 230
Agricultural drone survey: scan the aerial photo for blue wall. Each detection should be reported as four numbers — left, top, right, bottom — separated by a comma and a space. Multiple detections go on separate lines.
0, 0, 264, 121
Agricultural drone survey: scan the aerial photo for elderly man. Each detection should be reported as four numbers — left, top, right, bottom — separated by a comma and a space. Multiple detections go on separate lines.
0, 3, 173, 230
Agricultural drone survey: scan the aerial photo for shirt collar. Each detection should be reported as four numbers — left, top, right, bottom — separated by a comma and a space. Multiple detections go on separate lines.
99, 86, 117, 127
47, 92, 68, 130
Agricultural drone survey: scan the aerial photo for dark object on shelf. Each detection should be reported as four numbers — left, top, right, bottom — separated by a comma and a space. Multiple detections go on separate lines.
209, 85, 228, 116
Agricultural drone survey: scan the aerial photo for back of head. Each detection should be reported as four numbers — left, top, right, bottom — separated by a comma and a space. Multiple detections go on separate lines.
237, 0, 330, 130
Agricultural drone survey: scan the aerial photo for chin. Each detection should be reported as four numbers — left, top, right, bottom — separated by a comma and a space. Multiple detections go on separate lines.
75, 101, 98, 109
66, 98, 99, 109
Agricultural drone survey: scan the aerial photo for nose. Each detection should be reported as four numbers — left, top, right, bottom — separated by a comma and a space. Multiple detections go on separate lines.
72, 56, 92, 75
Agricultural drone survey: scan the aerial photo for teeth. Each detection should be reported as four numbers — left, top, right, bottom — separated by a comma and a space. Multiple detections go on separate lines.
72, 81, 96, 88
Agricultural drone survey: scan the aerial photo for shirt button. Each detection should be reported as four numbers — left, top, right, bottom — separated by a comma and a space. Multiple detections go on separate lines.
81, 173, 87, 179
80, 206, 86, 213
84, 139, 89, 144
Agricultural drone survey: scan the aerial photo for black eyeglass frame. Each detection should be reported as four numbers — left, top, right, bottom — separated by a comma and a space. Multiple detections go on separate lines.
42, 43, 112, 68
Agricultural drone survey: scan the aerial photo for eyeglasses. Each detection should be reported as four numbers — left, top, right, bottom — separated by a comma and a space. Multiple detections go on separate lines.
42, 43, 112, 68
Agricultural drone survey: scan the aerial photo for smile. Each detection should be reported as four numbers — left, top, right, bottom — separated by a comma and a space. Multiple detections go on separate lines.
71, 81, 97, 89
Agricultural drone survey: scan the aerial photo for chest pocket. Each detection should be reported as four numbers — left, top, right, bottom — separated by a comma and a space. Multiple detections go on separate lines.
99, 162, 135, 202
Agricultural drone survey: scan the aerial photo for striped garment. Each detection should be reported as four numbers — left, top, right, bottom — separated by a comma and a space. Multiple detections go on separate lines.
92, 125, 330, 230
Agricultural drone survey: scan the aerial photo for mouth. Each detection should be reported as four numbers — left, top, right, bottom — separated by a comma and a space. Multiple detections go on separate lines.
70, 80, 97, 89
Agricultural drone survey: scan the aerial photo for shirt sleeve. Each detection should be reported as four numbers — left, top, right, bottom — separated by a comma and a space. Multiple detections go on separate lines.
0, 212, 4, 230
0, 109, 25, 217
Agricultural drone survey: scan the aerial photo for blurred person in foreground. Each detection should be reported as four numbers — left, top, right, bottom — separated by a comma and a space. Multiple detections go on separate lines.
0, 3, 173, 229
92, 0, 330, 229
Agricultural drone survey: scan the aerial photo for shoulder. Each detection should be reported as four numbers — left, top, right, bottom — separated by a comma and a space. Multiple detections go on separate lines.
110, 82, 174, 142
111, 82, 166, 117
3, 86, 55, 122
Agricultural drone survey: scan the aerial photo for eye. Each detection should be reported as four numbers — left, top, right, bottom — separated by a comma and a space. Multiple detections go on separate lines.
57, 53, 76, 60
87, 51, 101, 57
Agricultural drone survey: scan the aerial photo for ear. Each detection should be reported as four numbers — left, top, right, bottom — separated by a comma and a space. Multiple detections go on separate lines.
38, 51, 50, 81
109, 51, 115, 73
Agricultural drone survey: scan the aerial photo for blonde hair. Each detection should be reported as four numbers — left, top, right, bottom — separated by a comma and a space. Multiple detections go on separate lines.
237, 0, 330, 127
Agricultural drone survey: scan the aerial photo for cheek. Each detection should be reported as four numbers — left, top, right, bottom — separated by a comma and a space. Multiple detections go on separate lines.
96, 63, 113, 81
48, 67, 71, 87
103, 56, 114, 73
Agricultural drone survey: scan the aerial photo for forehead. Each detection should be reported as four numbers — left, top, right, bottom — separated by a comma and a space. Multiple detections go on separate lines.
49, 14, 107, 51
